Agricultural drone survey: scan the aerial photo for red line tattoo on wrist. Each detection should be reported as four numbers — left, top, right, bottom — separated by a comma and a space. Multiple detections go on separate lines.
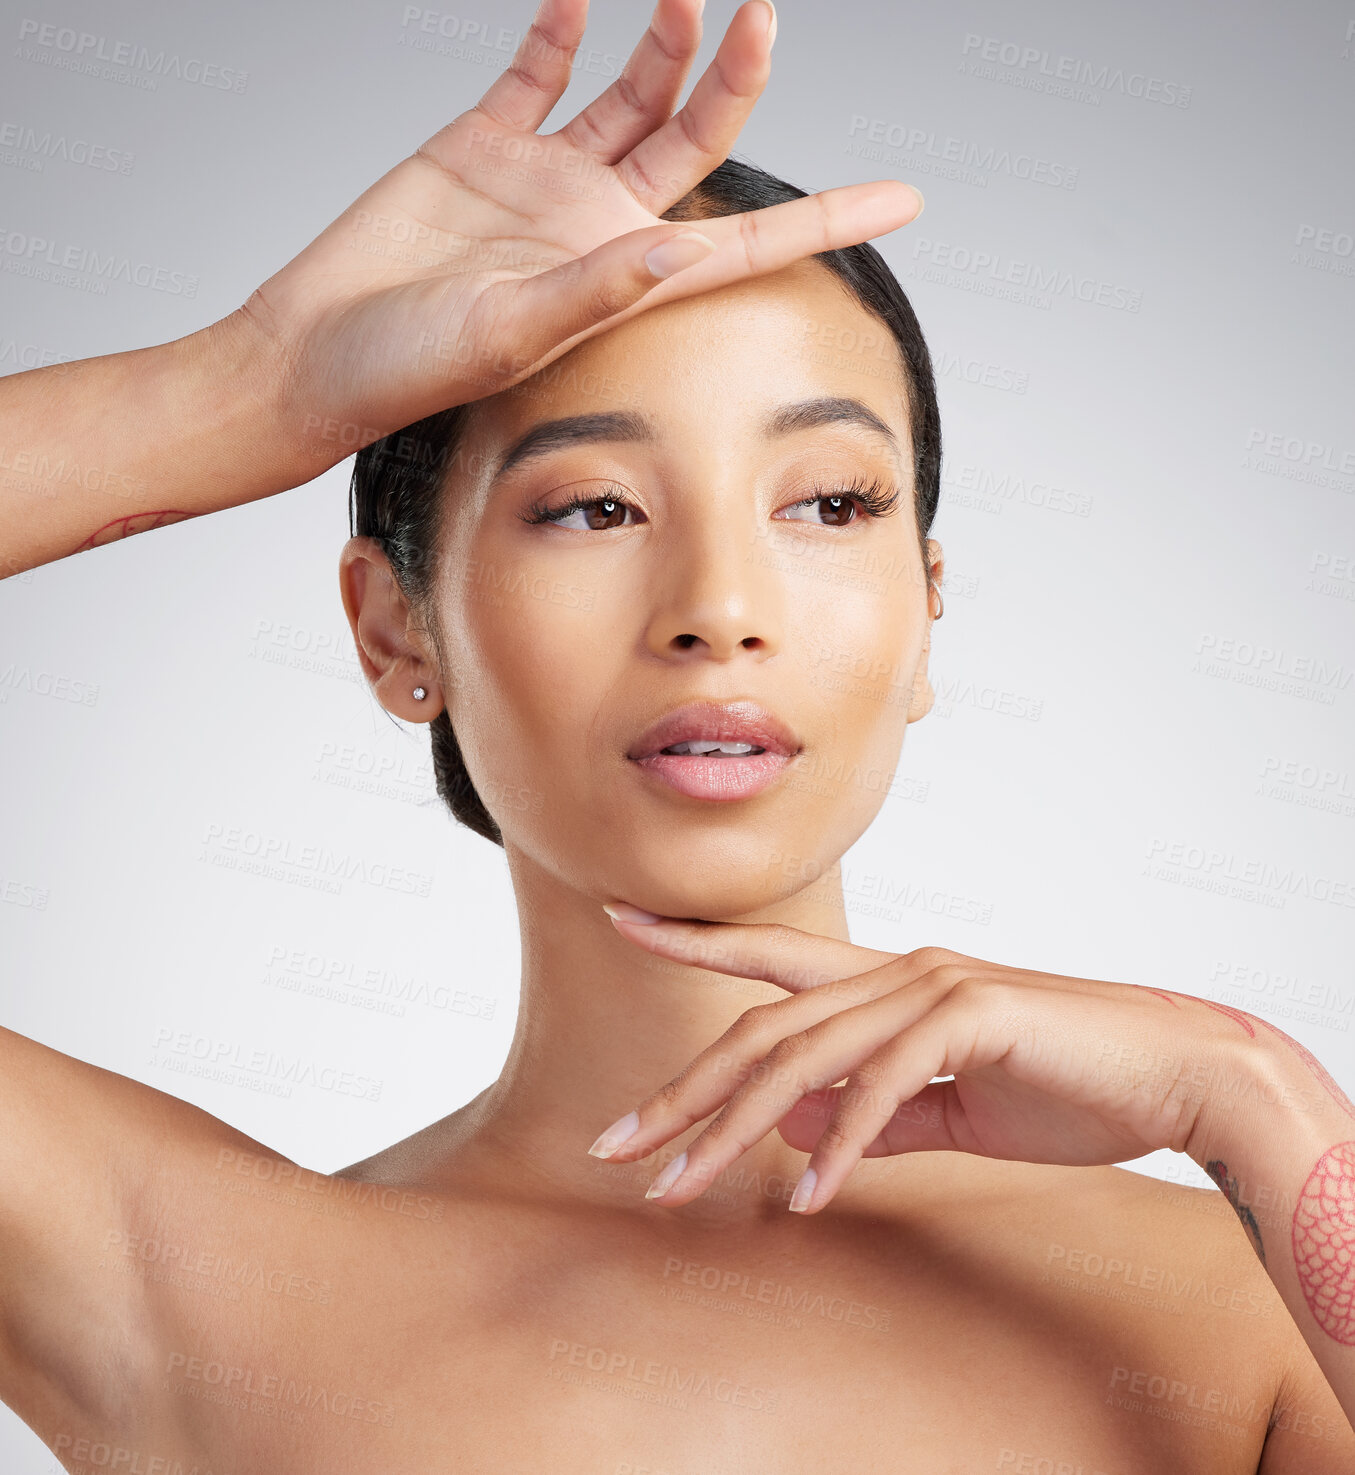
1196, 999, 1257, 1037
1146, 986, 1257, 1036
1144, 987, 1355, 1120
1251, 1014, 1355, 1122
75, 510, 196, 551
1293, 1141, 1355, 1344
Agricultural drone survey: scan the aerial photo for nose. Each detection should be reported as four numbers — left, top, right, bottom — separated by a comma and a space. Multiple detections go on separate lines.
641, 514, 783, 663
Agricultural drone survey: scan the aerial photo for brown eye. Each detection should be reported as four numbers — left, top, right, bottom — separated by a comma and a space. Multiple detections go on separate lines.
525, 493, 642, 531
581, 498, 629, 531
780, 494, 860, 528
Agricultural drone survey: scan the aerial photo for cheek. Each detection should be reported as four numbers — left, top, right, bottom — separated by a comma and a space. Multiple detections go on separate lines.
787, 552, 921, 755
438, 567, 611, 823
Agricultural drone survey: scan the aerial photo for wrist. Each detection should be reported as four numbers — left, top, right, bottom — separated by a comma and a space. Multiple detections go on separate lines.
182, 307, 345, 493
1183, 1028, 1336, 1175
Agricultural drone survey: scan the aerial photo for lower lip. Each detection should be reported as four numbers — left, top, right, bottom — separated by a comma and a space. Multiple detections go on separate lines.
630, 750, 794, 801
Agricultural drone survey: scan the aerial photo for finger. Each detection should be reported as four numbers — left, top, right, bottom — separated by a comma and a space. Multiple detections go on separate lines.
775, 1081, 958, 1157
791, 997, 997, 1214
592, 972, 936, 1174
636, 983, 955, 1206
479, 222, 720, 377
615, 0, 775, 212
557, 181, 922, 352
603, 912, 900, 994
676, 182, 924, 283
479, 180, 924, 392
474, 0, 590, 135
558, 0, 705, 164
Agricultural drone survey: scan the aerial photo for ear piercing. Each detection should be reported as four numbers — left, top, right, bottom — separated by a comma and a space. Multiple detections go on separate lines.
412, 687, 427, 700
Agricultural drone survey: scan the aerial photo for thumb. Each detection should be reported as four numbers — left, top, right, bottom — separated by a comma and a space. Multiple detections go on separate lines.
500, 225, 717, 365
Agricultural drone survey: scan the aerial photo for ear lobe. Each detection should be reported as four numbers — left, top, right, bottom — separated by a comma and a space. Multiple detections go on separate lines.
338, 536, 442, 721
906, 617, 935, 724
904, 540, 944, 724
906, 669, 934, 724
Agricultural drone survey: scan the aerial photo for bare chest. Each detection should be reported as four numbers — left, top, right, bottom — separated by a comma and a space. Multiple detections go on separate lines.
95, 1181, 1274, 1475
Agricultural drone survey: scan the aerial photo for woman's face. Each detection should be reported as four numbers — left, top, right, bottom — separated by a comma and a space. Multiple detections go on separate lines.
425, 259, 940, 918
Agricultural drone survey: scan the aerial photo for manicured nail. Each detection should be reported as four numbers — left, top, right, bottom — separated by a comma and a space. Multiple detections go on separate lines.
643, 232, 715, 281
587, 1109, 640, 1159
603, 901, 662, 924
788, 1166, 817, 1213
645, 1150, 688, 1200
757, 0, 777, 44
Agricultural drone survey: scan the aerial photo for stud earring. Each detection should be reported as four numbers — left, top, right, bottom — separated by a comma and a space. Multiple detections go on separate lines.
412, 686, 427, 700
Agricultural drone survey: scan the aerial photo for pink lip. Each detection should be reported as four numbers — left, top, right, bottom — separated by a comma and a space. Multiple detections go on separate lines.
626, 699, 801, 803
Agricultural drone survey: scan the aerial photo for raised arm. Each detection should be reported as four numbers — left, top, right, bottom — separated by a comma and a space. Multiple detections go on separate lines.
0, 311, 297, 577
0, 0, 922, 580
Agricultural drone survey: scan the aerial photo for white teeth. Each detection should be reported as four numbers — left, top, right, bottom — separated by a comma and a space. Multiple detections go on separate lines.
662, 740, 763, 756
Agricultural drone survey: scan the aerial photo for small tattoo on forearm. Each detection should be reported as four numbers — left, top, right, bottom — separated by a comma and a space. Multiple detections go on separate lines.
75, 510, 195, 551
1206, 1158, 1266, 1265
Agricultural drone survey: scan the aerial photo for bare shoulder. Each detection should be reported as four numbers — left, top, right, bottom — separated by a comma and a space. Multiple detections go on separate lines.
1023, 1158, 1288, 1351
973, 1157, 1355, 1471
0, 1022, 300, 1443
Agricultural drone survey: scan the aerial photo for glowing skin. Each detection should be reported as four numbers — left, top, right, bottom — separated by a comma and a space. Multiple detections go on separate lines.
339, 259, 943, 1225
6, 0, 1352, 1462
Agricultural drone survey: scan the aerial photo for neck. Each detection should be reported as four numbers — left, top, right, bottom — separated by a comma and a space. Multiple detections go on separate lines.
438, 845, 859, 1227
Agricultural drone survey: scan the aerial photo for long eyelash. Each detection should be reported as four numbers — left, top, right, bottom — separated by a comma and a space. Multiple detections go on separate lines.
789, 474, 901, 520
518, 487, 629, 526
518, 475, 902, 528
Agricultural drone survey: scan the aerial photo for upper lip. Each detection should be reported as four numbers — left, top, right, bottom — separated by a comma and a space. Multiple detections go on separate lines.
626, 699, 802, 761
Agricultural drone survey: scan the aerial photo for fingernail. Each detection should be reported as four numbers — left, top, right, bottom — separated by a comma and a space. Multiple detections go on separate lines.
603, 901, 662, 924
788, 1166, 817, 1213
645, 1150, 688, 1200
643, 232, 715, 281
758, 0, 777, 44
587, 1109, 640, 1159
909, 184, 925, 215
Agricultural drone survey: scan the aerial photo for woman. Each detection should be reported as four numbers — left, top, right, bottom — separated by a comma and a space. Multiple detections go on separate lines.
2, 0, 1353, 1469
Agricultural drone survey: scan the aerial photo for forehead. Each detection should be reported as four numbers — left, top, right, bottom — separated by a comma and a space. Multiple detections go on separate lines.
460, 259, 912, 462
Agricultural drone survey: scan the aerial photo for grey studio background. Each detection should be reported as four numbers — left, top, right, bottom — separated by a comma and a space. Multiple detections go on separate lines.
1, 0, 1353, 1464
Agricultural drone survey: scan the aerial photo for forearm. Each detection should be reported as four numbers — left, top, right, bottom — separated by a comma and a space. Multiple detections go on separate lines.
0, 309, 337, 578
1188, 1027, 1355, 1427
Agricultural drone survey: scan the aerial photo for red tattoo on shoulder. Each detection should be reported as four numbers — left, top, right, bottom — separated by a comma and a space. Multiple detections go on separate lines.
75, 510, 196, 550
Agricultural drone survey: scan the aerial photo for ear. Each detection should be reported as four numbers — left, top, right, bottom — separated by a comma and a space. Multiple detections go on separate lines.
338, 536, 443, 723
906, 538, 944, 724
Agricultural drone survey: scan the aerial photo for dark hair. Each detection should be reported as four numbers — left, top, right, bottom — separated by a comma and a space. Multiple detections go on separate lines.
349, 155, 942, 847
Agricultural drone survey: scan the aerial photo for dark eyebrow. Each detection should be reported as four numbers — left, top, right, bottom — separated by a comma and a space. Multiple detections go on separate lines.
764, 396, 899, 453
490, 410, 656, 483
489, 395, 899, 485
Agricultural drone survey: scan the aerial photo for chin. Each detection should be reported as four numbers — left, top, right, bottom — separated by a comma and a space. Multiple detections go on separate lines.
599, 851, 832, 925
